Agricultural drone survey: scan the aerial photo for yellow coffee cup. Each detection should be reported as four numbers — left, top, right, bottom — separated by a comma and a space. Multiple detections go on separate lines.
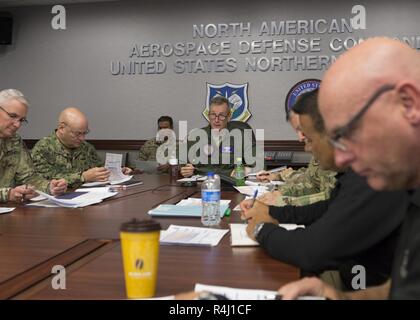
120, 219, 161, 299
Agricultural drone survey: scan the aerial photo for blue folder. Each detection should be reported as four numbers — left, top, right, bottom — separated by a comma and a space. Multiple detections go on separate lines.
148, 204, 229, 218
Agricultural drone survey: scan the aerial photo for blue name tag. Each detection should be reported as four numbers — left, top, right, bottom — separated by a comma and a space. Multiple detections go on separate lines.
221, 146, 233, 153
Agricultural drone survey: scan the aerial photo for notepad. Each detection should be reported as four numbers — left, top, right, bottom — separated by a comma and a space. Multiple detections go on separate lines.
230, 223, 306, 246
160, 225, 229, 246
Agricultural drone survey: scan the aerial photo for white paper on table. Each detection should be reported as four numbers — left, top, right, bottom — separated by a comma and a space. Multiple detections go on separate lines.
0, 207, 15, 214
33, 189, 117, 208
194, 284, 277, 300
194, 284, 325, 300
234, 186, 268, 197
176, 175, 206, 182
230, 223, 305, 247
30, 194, 47, 201
230, 223, 259, 246
177, 198, 231, 206
246, 166, 287, 177
160, 225, 229, 247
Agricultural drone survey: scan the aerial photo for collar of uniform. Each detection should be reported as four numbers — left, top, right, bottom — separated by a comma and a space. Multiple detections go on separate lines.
1, 133, 21, 152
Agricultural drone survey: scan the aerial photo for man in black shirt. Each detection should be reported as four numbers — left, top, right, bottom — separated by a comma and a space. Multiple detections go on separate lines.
240, 89, 407, 288
278, 38, 420, 299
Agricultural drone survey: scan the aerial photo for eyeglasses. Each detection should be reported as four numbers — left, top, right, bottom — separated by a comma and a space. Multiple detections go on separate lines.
329, 84, 395, 151
209, 113, 229, 121
63, 122, 90, 138
0, 105, 28, 125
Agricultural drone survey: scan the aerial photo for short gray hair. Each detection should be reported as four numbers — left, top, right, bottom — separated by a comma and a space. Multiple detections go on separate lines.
0, 89, 29, 107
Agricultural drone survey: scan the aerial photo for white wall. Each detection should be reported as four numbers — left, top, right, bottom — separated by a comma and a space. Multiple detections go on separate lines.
0, 0, 419, 140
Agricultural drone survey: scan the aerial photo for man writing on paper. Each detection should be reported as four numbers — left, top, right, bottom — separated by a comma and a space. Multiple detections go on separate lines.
0, 89, 67, 202
31, 107, 132, 188
180, 96, 256, 178
277, 38, 420, 300
257, 97, 337, 206
240, 88, 407, 289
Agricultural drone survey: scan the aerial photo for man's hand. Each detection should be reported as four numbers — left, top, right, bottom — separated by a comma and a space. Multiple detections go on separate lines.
180, 163, 195, 177
122, 167, 133, 175
82, 167, 110, 182
257, 190, 283, 206
239, 199, 271, 221
278, 277, 342, 300
8, 185, 37, 202
49, 179, 67, 196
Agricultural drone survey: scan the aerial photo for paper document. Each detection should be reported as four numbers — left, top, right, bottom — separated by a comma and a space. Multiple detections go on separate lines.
177, 175, 206, 182
0, 207, 15, 214
32, 189, 117, 208
194, 284, 277, 300
246, 166, 287, 177
230, 223, 305, 247
234, 186, 268, 196
105, 153, 133, 184
194, 284, 325, 300
160, 225, 229, 246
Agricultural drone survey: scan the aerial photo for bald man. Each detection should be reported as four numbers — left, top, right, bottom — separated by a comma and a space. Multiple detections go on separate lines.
278, 38, 420, 299
32, 107, 130, 188
0, 89, 67, 202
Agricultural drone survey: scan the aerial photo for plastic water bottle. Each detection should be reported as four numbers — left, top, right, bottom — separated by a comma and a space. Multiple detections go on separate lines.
234, 157, 245, 186
201, 172, 221, 226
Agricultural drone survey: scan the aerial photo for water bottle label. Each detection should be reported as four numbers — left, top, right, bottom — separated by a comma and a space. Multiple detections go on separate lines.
202, 190, 220, 202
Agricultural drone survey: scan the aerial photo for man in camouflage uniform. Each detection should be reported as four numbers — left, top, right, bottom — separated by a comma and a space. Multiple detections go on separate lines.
257, 97, 336, 207
137, 116, 178, 173
0, 89, 67, 203
180, 96, 256, 177
31, 107, 132, 188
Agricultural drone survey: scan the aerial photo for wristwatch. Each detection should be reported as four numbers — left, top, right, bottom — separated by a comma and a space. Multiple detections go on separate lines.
253, 222, 265, 239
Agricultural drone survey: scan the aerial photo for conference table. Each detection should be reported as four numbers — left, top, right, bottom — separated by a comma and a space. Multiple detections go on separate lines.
0, 174, 300, 300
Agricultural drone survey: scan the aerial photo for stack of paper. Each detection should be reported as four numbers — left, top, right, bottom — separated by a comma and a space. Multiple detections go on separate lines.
29, 189, 117, 208
160, 225, 229, 246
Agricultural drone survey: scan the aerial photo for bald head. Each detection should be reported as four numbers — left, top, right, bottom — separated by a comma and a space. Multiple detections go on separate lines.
320, 38, 420, 129
56, 107, 90, 149
319, 37, 420, 190
58, 107, 88, 128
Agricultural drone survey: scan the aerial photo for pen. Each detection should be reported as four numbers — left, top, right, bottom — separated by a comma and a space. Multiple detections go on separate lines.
251, 189, 258, 208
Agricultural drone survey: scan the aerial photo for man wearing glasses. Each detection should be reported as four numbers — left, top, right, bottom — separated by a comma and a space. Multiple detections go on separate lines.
31, 107, 131, 188
180, 96, 256, 178
278, 38, 420, 299
0, 89, 67, 203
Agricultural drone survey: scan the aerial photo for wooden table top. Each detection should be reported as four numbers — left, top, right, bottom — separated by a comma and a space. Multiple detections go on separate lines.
0, 173, 300, 300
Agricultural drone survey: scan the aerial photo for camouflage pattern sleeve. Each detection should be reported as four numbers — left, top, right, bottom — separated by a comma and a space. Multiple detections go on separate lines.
87, 143, 104, 168
279, 159, 337, 197
273, 191, 331, 207
14, 140, 50, 193
139, 139, 157, 161
0, 187, 11, 202
31, 138, 84, 187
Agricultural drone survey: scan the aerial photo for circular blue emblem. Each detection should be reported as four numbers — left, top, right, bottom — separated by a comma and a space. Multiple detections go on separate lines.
285, 79, 321, 116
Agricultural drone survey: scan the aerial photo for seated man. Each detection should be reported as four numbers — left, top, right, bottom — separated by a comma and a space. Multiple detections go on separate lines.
138, 115, 177, 172
180, 96, 256, 178
258, 92, 337, 207
31, 107, 132, 188
0, 89, 67, 202
240, 89, 406, 289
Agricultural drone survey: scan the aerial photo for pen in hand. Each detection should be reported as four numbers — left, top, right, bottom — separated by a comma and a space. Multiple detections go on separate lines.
251, 189, 258, 208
